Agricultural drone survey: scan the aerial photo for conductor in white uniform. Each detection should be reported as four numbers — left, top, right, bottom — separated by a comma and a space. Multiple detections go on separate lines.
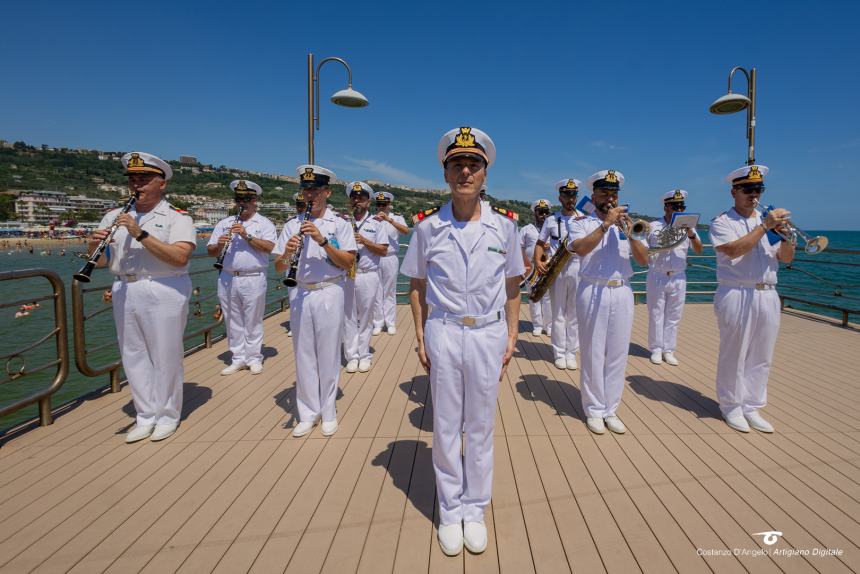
87, 152, 196, 443
709, 165, 793, 433
402, 127, 524, 556
207, 179, 276, 375
274, 165, 357, 438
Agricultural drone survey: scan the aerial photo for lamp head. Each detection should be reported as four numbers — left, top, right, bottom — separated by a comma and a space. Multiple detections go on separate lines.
709, 92, 751, 114
330, 87, 369, 108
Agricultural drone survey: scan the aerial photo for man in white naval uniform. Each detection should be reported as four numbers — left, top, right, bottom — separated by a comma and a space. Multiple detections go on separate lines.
710, 164, 793, 433
274, 165, 356, 438
646, 189, 703, 366
372, 191, 409, 335
519, 198, 552, 336
273, 193, 308, 337
207, 179, 276, 375
87, 152, 196, 443
342, 182, 388, 373
571, 169, 648, 435
534, 179, 585, 370
402, 127, 523, 557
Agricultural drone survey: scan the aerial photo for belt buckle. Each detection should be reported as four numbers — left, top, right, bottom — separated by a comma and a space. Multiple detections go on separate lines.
126, 274, 137, 282
607, 279, 621, 287
755, 282, 765, 290
306, 282, 320, 290
233, 271, 240, 277
462, 316, 476, 326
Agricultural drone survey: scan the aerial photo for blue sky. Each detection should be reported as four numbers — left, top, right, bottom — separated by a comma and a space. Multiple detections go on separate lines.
2, 0, 858, 229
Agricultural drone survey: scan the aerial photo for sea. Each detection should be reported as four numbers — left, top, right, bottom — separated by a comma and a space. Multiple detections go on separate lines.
1, 230, 858, 433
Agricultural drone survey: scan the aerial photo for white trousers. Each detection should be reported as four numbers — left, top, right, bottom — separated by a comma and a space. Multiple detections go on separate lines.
714, 286, 780, 419
343, 271, 380, 361
218, 272, 267, 365
425, 311, 507, 525
112, 276, 191, 427
373, 255, 399, 329
646, 271, 687, 354
576, 281, 633, 418
550, 260, 580, 361
292, 283, 345, 423
528, 297, 551, 332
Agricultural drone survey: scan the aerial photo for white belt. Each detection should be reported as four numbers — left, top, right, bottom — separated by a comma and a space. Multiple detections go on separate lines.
721, 281, 777, 291
225, 270, 264, 277
430, 308, 504, 328
582, 275, 627, 288
115, 272, 184, 282
298, 277, 344, 291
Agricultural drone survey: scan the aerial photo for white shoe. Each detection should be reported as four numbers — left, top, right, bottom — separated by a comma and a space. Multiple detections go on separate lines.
345, 359, 359, 373
125, 424, 154, 443
387, 326, 397, 335
372, 326, 383, 336
463, 521, 488, 553
532, 327, 543, 336
586, 417, 605, 434
650, 351, 663, 365
150, 423, 178, 441
554, 358, 567, 370
745, 412, 774, 433
292, 420, 316, 437
287, 329, 292, 337
220, 362, 247, 376
663, 351, 679, 366
604, 415, 626, 434
438, 523, 463, 556
358, 358, 372, 372
566, 357, 578, 370
725, 413, 751, 433
249, 362, 263, 375
321, 419, 338, 436
546, 328, 552, 337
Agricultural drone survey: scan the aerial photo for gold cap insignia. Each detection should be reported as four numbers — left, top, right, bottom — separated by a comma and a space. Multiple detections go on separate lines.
235, 180, 250, 191
565, 179, 578, 191
127, 153, 145, 169
537, 200, 549, 208
747, 166, 763, 182
301, 168, 316, 181
454, 127, 475, 148
376, 192, 387, 201
604, 170, 618, 184
352, 182, 364, 192
673, 189, 684, 201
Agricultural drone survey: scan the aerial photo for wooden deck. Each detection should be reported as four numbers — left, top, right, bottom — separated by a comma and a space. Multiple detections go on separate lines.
0, 303, 858, 574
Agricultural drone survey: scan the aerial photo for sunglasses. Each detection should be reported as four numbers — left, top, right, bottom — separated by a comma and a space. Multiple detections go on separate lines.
666, 203, 686, 210
736, 185, 765, 195
234, 195, 256, 202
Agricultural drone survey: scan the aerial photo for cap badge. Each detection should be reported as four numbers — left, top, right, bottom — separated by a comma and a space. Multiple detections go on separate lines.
127, 153, 145, 169
454, 127, 475, 148
673, 189, 684, 201
235, 180, 250, 191
376, 192, 386, 201
565, 179, 578, 191
352, 182, 363, 193
604, 170, 618, 184
301, 168, 316, 182
537, 200, 549, 208
748, 166, 763, 181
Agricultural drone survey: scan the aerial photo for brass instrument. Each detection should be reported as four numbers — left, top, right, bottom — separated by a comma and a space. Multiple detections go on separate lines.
614, 203, 650, 241
213, 205, 246, 270
347, 212, 358, 279
74, 192, 138, 283
528, 240, 572, 302
283, 200, 314, 287
753, 199, 828, 254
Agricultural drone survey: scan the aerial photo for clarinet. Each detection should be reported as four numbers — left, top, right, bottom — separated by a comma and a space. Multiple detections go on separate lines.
213, 205, 246, 270
73, 192, 138, 283
283, 200, 314, 287
347, 212, 359, 279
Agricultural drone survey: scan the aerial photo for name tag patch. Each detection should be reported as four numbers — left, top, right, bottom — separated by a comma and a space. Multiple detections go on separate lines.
488, 246, 507, 255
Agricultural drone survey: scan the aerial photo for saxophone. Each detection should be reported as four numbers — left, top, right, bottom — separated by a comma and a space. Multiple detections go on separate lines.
528, 215, 575, 303
347, 212, 358, 279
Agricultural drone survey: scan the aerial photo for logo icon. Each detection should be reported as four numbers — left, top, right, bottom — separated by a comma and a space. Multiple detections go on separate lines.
127, 152, 145, 169
235, 180, 249, 191
753, 531, 783, 546
604, 170, 618, 184
454, 127, 475, 148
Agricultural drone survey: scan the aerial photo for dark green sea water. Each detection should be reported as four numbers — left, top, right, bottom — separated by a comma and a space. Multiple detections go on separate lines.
1, 231, 857, 433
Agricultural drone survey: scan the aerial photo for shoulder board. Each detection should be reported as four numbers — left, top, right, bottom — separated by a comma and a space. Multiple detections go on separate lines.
168, 203, 189, 214
285, 215, 296, 222
490, 205, 518, 221
711, 211, 727, 221
337, 213, 350, 221
412, 205, 441, 225
574, 215, 588, 221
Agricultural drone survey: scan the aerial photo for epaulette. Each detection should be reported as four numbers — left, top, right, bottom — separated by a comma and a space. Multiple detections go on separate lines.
412, 206, 441, 225
285, 215, 296, 222
168, 203, 189, 214
711, 211, 726, 221
490, 205, 518, 221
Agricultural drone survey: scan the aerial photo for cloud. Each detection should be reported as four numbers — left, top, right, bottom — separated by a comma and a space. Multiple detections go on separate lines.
338, 156, 436, 188
589, 140, 627, 151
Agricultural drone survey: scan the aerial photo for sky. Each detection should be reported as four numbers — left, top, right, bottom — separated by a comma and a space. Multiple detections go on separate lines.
2, 0, 858, 229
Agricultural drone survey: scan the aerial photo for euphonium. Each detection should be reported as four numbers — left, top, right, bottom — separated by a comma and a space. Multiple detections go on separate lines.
74, 192, 138, 283
283, 200, 314, 287
752, 199, 828, 254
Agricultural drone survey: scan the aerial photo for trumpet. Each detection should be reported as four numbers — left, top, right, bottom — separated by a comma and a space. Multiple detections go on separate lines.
213, 205, 246, 270
74, 192, 138, 283
282, 200, 314, 287
752, 199, 828, 254
611, 202, 649, 241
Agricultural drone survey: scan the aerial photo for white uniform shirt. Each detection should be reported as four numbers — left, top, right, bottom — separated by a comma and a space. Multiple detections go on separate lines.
709, 207, 780, 285
349, 211, 383, 272
285, 207, 357, 284
538, 211, 583, 259
375, 213, 407, 256
207, 212, 276, 272
272, 214, 306, 257
519, 223, 539, 262
100, 199, 196, 276
401, 202, 525, 316
647, 219, 699, 273
570, 216, 643, 281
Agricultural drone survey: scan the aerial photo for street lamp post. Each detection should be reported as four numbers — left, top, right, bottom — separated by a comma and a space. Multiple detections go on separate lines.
709, 66, 757, 165
307, 53, 369, 165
